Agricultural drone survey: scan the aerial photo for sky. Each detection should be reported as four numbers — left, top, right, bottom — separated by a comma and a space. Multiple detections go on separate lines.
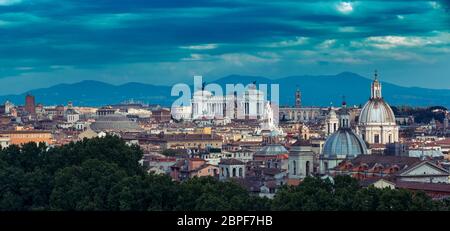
0, 0, 449, 94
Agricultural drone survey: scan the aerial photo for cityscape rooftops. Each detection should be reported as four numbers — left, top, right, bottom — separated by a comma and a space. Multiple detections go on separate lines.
219, 158, 245, 165
255, 144, 288, 156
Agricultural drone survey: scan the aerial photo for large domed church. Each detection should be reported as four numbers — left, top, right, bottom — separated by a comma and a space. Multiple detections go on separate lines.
357, 71, 399, 145
319, 71, 399, 174
319, 101, 368, 174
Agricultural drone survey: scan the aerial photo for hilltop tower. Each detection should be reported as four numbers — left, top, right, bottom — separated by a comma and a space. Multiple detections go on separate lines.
295, 87, 302, 108
25, 93, 36, 115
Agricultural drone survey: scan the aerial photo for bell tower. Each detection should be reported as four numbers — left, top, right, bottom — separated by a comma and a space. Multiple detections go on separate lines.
371, 70, 382, 99
339, 97, 350, 129
295, 86, 302, 108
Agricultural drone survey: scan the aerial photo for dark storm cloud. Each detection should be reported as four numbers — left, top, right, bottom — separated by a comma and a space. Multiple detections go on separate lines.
0, 0, 448, 92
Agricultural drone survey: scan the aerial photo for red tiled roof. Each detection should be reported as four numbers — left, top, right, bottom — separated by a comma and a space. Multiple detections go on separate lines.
351, 155, 420, 169
435, 139, 450, 146
189, 157, 205, 162
396, 181, 450, 193
219, 158, 244, 165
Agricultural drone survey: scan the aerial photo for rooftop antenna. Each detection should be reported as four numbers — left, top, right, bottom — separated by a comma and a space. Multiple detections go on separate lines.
201, 82, 206, 91
342, 95, 347, 108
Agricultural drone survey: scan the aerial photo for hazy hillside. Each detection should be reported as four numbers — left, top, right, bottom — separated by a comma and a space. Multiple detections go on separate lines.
0, 72, 449, 107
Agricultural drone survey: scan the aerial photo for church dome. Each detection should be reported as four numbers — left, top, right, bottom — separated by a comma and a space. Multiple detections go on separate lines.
255, 144, 288, 156
91, 114, 142, 132
327, 109, 338, 119
322, 128, 368, 158
358, 71, 396, 125
359, 98, 396, 124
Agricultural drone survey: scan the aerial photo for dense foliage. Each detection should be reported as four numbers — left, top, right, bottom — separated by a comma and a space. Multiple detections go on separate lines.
0, 135, 448, 211
272, 176, 447, 211
391, 106, 447, 124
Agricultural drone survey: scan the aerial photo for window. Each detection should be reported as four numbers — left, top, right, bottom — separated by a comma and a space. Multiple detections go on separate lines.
374, 134, 380, 144
306, 161, 310, 176
232, 168, 236, 177
239, 168, 243, 177
293, 160, 297, 175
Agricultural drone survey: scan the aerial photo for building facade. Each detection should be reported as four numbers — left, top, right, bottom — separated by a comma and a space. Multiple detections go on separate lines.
218, 158, 246, 181
288, 139, 314, 185
191, 84, 265, 120
279, 88, 328, 122
0, 130, 53, 146
25, 94, 36, 115
324, 108, 339, 136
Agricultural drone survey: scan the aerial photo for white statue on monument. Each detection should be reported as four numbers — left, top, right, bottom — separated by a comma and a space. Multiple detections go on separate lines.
256, 102, 284, 136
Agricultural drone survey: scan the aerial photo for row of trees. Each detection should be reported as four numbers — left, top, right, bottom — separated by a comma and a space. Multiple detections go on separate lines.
391, 106, 447, 124
1, 135, 449, 211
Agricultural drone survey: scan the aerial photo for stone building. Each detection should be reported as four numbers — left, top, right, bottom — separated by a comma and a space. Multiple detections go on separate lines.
279, 87, 328, 122
324, 108, 339, 136
218, 158, 246, 181
288, 139, 314, 185
0, 130, 53, 146
191, 83, 265, 120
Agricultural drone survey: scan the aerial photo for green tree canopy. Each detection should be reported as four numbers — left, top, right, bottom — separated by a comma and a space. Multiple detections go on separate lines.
0, 136, 448, 211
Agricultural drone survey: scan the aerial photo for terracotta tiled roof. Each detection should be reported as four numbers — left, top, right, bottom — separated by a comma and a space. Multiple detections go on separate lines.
189, 157, 205, 162
261, 168, 285, 176
395, 181, 450, 193
370, 143, 386, 149
164, 133, 223, 141
395, 160, 449, 176
350, 155, 420, 170
233, 177, 263, 193
219, 158, 244, 165
264, 180, 278, 189
435, 138, 450, 145
291, 139, 311, 147
0, 130, 52, 134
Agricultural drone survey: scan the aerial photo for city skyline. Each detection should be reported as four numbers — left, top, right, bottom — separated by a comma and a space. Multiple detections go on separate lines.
2, 0, 450, 220
0, 0, 449, 94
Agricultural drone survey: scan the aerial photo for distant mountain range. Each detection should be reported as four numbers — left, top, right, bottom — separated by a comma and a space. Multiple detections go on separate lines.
0, 72, 449, 108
